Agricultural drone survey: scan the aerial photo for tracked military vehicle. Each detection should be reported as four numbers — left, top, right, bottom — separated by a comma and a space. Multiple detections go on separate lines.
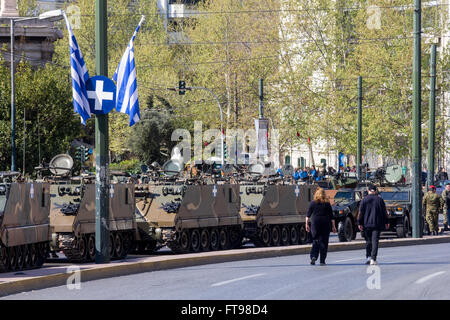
42, 155, 136, 262
239, 163, 317, 246
135, 159, 243, 253
0, 172, 51, 272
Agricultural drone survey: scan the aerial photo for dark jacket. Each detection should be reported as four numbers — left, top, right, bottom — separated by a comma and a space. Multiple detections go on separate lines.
307, 201, 334, 237
358, 194, 388, 230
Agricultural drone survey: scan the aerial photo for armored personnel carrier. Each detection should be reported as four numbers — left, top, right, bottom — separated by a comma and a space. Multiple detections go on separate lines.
239, 163, 317, 246
42, 155, 137, 262
135, 159, 243, 254
0, 172, 51, 272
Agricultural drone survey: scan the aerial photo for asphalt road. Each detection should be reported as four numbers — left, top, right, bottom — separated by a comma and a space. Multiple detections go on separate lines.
3, 242, 450, 300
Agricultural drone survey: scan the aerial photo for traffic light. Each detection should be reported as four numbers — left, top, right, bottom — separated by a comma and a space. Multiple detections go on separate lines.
83, 146, 89, 163
223, 143, 228, 159
75, 146, 82, 161
75, 146, 89, 163
179, 80, 186, 95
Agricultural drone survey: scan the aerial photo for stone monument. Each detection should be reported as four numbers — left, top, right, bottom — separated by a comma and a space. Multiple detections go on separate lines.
0, 0, 63, 68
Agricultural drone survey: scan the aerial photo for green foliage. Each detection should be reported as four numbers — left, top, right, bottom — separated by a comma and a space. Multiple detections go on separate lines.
0, 60, 81, 173
110, 158, 141, 173
18, 0, 39, 16
128, 108, 176, 166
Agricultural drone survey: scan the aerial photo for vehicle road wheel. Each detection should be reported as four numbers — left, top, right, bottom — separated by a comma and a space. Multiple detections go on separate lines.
79, 236, 88, 260
219, 228, 230, 250
200, 229, 210, 251
280, 226, 289, 246
299, 224, 308, 244
338, 217, 353, 242
0, 246, 8, 270
261, 226, 271, 247
289, 225, 299, 245
403, 216, 411, 238
210, 228, 220, 251
271, 226, 281, 246
180, 230, 190, 253
23, 245, 31, 269
109, 234, 115, 258
190, 229, 201, 252
8, 247, 17, 271
114, 233, 125, 259
87, 234, 96, 261
29, 244, 38, 267
16, 245, 25, 271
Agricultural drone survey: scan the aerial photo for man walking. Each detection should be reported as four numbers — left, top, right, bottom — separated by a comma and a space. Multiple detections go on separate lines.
358, 184, 389, 265
423, 185, 444, 235
441, 183, 450, 232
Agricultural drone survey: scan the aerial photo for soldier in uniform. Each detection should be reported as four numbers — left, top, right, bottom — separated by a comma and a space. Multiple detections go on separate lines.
422, 185, 444, 235
442, 182, 450, 231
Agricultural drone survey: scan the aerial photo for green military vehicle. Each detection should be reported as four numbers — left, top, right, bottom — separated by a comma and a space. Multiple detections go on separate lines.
43, 154, 136, 262
135, 159, 243, 254
358, 165, 412, 238
377, 186, 412, 238
325, 189, 362, 242
239, 163, 317, 246
0, 172, 51, 272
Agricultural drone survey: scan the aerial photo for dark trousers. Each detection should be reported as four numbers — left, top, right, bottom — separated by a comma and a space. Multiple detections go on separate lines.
364, 228, 381, 260
310, 225, 330, 263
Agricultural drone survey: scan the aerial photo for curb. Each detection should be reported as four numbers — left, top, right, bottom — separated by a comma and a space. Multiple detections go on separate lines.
1, 235, 450, 297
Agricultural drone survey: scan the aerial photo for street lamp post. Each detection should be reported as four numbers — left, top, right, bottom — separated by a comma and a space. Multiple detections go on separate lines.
189, 87, 224, 166
9, 10, 63, 172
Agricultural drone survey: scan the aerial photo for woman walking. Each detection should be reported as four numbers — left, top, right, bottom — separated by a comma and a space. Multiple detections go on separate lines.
306, 188, 336, 265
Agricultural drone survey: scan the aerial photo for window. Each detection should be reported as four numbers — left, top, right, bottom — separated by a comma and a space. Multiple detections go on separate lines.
285, 155, 291, 165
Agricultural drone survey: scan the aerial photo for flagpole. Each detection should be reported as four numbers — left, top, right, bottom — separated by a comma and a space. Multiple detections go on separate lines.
95, 0, 110, 264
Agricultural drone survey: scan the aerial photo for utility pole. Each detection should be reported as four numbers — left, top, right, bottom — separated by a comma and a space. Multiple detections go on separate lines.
412, 0, 422, 238
427, 44, 437, 188
259, 79, 264, 118
357, 76, 362, 181
10, 19, 15, 172
95, 0, 110, 263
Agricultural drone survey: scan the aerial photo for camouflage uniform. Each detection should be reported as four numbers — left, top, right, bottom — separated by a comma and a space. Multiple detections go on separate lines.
442, 189, 450, 228
422, 191, 444, 232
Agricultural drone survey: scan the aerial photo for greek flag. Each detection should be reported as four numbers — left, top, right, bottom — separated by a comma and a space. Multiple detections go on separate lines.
113, 16, 145, 126
63, 13, 91, 125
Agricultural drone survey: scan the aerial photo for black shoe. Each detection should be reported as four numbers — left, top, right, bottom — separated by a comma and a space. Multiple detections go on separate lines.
427, 231, 431, 236
320, 262, 326, 266
310, 257, 317, 265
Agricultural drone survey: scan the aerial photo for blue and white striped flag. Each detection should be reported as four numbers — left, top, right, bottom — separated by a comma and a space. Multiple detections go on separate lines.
113, 16, 145, 126
63, 12, 91, 125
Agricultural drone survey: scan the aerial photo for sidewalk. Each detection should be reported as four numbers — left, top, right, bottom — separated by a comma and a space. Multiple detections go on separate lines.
1, 234, 450, 297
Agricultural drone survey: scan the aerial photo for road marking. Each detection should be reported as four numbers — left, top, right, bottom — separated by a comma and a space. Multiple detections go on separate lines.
211, 273, 266, 287
334, 257, 364, 263
415, 271, 446, 284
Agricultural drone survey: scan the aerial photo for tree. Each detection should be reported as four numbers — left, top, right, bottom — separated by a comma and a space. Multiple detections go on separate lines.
0, 60, 82, 173
128, 105, 176, 166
